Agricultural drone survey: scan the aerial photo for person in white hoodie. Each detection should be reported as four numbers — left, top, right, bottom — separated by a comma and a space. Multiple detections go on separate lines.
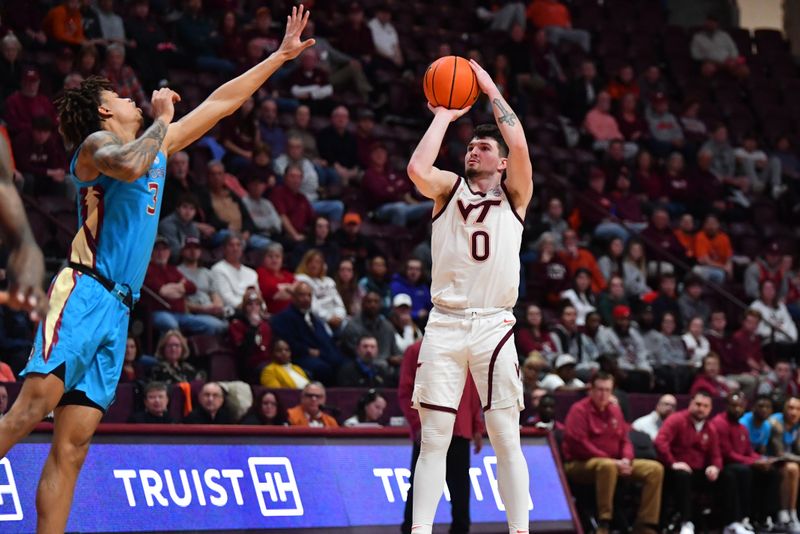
750, 279, 798, 362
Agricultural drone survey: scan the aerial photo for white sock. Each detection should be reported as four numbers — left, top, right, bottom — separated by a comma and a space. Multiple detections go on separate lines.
485, 406, 530, 533
779, 510, 791, 524
792, 509, 800, 523
410, 408, 456, 534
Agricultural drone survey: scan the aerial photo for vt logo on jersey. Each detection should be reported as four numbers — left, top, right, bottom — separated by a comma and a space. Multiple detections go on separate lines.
457, 199, 501, 224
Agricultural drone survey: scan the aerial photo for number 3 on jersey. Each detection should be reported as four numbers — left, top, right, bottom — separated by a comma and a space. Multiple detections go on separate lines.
146, 182, 159, 215
470, 230, 490, 261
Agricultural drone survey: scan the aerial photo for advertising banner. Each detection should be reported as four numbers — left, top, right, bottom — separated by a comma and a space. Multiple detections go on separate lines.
2, 436, 573, 532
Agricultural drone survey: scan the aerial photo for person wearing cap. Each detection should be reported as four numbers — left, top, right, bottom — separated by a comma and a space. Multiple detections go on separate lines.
144, 236, 228, 336
158, 193, 201, 262
177, 236, 228, 322
645, 92, 684, 158
744, 241, 788, 301
563, 372, 663, 534
363, 142, 434, 227
44, 0, 86, 46
3, 66, 58, 138
598, 304, 653, 392
691, 15, 749, 79
539, 354, 586, 392
333, 211, 381, 276
389, 293, 422, 353
11, 115, 68, 198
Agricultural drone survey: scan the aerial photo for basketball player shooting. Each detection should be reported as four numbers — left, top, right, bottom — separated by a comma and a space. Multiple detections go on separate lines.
0, 128, 46, 319
406, 59, 533, 534
0, 6, 313, 532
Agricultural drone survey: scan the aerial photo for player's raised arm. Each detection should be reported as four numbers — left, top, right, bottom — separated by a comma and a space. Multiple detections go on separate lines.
163, 5, 315, 155
0, 126, 46, 317
468, 59, 533, 210
406, 105, 469, 203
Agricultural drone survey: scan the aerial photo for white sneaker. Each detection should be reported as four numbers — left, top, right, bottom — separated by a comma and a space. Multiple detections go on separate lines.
788, 520, 800, 534
740, 518, 755, 532
724, 522, 752, 534
680, 521, 695, 534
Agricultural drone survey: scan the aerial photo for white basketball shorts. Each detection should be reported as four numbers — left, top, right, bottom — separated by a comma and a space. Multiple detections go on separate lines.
412, 306, 524, 414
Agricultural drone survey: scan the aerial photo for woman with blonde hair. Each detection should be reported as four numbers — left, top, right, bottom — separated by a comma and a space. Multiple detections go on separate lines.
295, 249, 347, 332
149, 330, 203, 384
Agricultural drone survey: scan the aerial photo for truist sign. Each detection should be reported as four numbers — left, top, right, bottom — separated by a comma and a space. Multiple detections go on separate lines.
3, 438, 573, 532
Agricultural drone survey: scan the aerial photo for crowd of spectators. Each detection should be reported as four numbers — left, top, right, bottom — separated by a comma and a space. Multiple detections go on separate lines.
5, 0, 800, 528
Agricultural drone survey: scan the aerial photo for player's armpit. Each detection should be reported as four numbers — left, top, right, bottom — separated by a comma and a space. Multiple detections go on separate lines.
82, 119, 168, 183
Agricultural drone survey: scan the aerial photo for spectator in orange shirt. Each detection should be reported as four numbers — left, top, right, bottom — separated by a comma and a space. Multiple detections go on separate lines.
693, 214, 732, 285
287, 381, 339, 428
559, 229, 607, 293
44, 0, 85, 47
526, 0, 590, 52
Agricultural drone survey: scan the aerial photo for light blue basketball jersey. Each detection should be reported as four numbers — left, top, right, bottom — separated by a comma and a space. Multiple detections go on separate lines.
68, 146, 167, 299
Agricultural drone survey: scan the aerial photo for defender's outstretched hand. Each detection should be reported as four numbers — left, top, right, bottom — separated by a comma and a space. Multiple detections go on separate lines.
278, 5, 315, 60
427, 103, 472, 123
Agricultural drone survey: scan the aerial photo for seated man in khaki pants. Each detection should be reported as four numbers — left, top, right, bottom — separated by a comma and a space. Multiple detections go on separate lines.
562, 372, 664, 534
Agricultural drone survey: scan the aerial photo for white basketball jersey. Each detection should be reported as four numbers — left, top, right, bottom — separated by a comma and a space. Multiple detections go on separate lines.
430, 177, 524, 309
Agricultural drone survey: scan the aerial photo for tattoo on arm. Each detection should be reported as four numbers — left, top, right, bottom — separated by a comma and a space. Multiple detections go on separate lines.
492, 98, 517, 127
89, 119, 168, 180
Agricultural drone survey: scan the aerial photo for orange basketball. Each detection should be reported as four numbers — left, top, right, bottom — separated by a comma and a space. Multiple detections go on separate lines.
423, 56, 480, 110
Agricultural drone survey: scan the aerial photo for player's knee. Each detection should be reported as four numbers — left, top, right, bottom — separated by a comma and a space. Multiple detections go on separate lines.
52, 438, 91, 470
784, 462, 800, 475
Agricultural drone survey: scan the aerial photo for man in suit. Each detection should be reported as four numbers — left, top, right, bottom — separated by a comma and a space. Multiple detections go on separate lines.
270, 282, 344, 385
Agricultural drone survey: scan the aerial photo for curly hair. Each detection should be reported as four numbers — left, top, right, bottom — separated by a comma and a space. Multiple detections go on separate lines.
54, 76, 113, 149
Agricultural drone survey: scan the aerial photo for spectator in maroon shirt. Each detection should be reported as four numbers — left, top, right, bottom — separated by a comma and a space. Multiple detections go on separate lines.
288, 48, 334, 115
363, 143, 433, 227
257, 242, 297, 315
639, 207, 688, 269
575, 168, 612, 232
616, 93, 647, 143
398, 340, 484, 534
688, 149, 729, 218
609, 171, 646, 229
355, 109, 377, 169
661, 152, 692, 214
711, 393, 781, 528
335, 2, 375, 66
527, 233, 570, 307
3, 67, 57, 139
633, 149, 662, 203
690, 353, 735, 399
707, 310, 756, 396
655, 390, 742, 532
733, 309, 770, 372
563, 373, 663, 534
515, 304, 558, 361
270, 163, 314, 243
12, 115, 68, 197
229, 287, 273, 383
144, 236, 227, 336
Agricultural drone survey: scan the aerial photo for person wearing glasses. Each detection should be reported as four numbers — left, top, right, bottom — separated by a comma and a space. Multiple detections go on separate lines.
287, 381, 338, 427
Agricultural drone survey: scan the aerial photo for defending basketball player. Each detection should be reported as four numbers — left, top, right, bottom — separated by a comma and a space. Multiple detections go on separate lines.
406, 59, 533, 534
0, 127, 46, 318
0, 6, 313, 532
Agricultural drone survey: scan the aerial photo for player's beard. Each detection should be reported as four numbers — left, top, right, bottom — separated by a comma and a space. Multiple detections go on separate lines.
465, 166, 480, 179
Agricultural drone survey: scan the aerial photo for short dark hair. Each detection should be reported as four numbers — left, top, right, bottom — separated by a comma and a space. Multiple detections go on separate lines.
177, 193, 198, 209
755, 394, 773, 405
55, 75, 114, 149
590, 371, 615, 387
692, 389, 713, 401
473, 124, 508, 158
144, 381, 168, 396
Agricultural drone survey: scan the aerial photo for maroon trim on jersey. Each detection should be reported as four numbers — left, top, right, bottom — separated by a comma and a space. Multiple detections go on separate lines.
431, 176, 461, 223
464, 178, 487, 197
500, 179, 525, 226
419, 402, 458, 414
483, 327, 515, 412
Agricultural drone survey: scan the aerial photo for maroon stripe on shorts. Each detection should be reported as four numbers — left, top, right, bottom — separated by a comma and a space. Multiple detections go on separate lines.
419, 402, 458, 414
483, 327, 515, 412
